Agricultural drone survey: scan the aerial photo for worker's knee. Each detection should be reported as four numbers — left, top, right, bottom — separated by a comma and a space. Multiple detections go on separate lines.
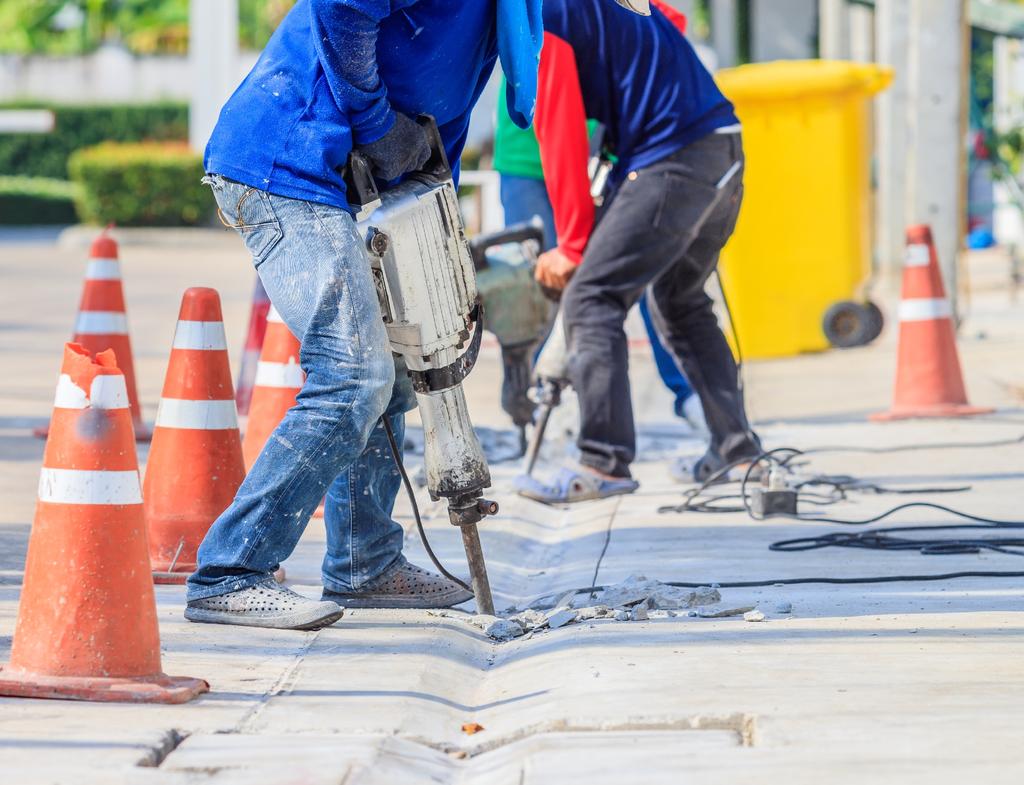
562, 282, 628, 337
649, 283, 714, 332
355, 354, 397, 421
301, 351, 395, 431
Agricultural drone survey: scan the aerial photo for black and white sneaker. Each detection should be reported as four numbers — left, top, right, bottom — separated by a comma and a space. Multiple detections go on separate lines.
322, 556, 473, 609
185, 580, 344, 630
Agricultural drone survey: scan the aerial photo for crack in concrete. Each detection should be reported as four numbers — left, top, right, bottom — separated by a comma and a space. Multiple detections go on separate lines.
586, 496, 622, 604
134, 728, 188, 767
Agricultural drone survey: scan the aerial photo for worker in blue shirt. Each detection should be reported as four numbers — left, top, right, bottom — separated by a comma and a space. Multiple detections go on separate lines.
185, 0, 542, 630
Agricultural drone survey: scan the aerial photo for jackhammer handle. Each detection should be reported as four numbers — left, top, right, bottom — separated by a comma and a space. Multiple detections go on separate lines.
413, 114, 452, 183
341, 114, 449, 210
341, 151, 380, 211
469, 220, 546, 271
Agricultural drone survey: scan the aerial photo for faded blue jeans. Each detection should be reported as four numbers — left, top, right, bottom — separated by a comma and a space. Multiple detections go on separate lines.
187, 175, 414, 601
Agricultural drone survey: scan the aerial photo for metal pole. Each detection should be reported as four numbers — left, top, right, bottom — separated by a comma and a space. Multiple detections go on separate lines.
819, 0, 850, 59
710, 0, 740, 67
189, 0, 239, 153
875, 0, 911, 284
904, 0, 968, 313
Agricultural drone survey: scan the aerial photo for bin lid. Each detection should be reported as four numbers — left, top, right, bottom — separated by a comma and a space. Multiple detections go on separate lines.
716, 60, 894, 102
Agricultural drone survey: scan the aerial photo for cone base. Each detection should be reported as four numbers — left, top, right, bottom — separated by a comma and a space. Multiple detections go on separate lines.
34, 422, 153, 442
870, 403, 995, 422
0, 665, 208, 704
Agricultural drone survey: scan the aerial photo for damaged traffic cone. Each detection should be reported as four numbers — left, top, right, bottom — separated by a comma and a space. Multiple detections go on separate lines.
871, 225, 993, 421
235, 276, 271, 417
35, 231, 150, 440
242, 305, 304, 470
0, 344, 207, 703
145, 288, 245, 584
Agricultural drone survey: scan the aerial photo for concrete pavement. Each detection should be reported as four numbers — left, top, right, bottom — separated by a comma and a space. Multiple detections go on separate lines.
1, 229, 1022, 783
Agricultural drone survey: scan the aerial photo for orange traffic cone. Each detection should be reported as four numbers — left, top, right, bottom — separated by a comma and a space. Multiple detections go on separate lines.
0, 344, 207, 703
145, 288, 246, 584
871, 225, 993, 421
242, 305, 304, 470
235, 276, 271, 416
35, 231, 150, 440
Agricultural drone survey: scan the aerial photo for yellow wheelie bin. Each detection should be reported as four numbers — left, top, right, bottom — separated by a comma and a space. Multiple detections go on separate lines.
714, 60, 893, 359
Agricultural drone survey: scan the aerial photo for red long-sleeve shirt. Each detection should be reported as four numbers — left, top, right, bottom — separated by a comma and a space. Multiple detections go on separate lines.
534, 1, 732, 264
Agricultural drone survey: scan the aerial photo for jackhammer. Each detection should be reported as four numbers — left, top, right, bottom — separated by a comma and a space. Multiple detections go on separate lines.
344, 116, 500, 615
470, 221, 550, 455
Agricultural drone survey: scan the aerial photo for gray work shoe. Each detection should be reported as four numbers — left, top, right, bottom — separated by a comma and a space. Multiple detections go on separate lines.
321, 556, 474, 609
185, 579, 344, 630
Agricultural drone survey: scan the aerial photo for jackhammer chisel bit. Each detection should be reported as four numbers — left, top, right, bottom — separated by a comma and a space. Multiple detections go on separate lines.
522, 308, 571, 478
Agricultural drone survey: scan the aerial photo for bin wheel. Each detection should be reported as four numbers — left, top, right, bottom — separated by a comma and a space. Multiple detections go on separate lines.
823, 301, 874, 349
864, 301, 884, 343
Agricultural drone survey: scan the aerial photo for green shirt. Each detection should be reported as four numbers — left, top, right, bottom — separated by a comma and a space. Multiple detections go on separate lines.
493, 78, 545, 179
493, 78, 600, 180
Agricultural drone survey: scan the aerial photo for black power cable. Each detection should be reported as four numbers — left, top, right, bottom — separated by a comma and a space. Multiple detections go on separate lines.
650, 445, 1024, 590
772, 525, 1024, 557
802, 433, 1024, 455
525, 569, 1024, 608
381, 417, 472, 593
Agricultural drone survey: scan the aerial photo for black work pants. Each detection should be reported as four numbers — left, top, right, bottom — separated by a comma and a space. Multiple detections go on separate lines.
563, 132, 760, 478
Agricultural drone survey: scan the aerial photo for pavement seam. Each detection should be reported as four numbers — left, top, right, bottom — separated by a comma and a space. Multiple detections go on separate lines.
234, 628, 322, 735
407, 713, 756, 759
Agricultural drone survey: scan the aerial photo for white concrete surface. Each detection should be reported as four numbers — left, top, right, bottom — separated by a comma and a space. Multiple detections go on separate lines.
0, 231, 1022, 783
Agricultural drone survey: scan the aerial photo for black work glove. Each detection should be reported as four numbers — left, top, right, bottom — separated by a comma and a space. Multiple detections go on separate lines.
356, 111, 431, 182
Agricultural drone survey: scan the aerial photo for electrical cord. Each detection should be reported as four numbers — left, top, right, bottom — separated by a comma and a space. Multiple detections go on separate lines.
381, 417, 472, 593
653, 445, 1024, 580
525, 569, 1024, 608
765, 501, 1023, 528
802, 433, 1024, 455
771, 525, 1024, 557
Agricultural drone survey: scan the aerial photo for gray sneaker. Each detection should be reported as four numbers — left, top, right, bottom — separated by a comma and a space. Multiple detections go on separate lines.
321, 556, 474, 609
185, 579, 344, 630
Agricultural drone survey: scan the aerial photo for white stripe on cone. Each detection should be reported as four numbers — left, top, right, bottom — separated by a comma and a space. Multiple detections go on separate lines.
267, 306, 284, 324
38, 467, 142, 505
172, 320, 228, 351
75, 311, 128, 335
898, 298, 952, 322
905, 244, 931, 268
255, 360, 304, 389
155, 398, 239, 430
85, 259, 121, 280
53, 373, 129, 410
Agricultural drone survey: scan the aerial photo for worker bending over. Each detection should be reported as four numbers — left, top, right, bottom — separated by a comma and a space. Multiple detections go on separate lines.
493, 89, 708, 436
185, 0, 541, 629
519, 0, 761, 504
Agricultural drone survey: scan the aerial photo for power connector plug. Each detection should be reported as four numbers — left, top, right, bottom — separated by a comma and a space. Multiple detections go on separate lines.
749, 468, 798, 518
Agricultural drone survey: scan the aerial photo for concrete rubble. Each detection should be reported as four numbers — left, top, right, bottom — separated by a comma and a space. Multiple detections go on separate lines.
436, 575, 731, 641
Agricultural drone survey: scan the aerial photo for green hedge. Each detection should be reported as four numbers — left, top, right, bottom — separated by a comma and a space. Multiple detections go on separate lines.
68, 142, 211, 227
0, 175, 78, 224
0, 102, 187, 179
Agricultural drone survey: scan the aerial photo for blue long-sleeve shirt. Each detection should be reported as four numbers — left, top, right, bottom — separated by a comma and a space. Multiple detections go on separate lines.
535, 0, 738, 261
205, 0, 541, 212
